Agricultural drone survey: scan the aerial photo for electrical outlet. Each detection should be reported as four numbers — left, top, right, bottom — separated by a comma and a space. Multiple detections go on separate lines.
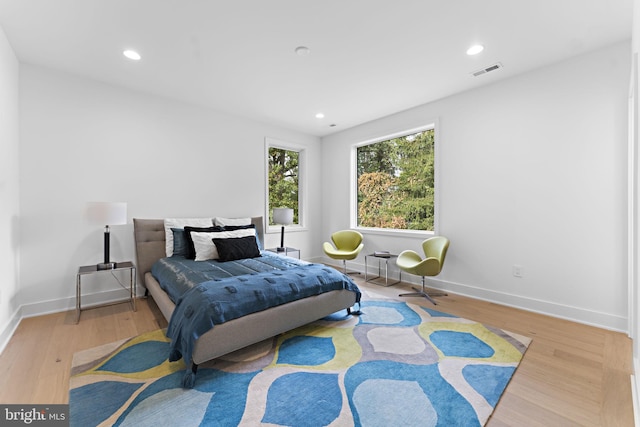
513, 265, 524, 278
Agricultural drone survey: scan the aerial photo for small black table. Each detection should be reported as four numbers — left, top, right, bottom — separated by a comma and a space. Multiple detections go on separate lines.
76, 261, 136, 323
364, 253, 401, 287
266, 247, 301, 259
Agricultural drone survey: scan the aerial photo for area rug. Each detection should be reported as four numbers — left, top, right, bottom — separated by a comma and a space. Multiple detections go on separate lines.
69, 298, 530, 427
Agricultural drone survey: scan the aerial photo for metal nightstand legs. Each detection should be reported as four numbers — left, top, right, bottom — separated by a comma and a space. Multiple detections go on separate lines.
76, 262, 136, 323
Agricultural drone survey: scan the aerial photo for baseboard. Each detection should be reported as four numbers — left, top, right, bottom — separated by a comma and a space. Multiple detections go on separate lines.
0, 307, 22, 356
0, 287, 138, 355
317, 255, 627, 332
19, 287, 137, 319
436, 278, 627, 332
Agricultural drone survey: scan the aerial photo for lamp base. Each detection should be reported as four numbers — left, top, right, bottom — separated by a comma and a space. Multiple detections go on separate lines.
97, 262, 117, 270
276, 247, 286, 252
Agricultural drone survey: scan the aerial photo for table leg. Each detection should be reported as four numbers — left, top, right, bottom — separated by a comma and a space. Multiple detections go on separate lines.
385, 259, 388, 283
131, 267, 136, 312
76, 273, 81, 324
365, 257, 369, 281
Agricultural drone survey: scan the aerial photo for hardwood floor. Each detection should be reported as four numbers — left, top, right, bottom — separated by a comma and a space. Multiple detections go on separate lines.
0, 298, 168, 405
0, 274, 634, 426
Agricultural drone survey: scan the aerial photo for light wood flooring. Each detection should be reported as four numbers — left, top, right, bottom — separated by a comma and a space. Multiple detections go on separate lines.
0, 273, 634, 426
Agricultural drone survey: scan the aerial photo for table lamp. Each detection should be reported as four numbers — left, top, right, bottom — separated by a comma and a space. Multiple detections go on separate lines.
86, 202, 127, 270
272, 207, 294, 252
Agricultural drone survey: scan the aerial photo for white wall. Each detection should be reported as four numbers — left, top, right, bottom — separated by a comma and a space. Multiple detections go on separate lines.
629, 0, 640, 422
18, 64, 322, 316
6, 37, 632, 335
0, 26, 20, 348
322, 42, 631, 331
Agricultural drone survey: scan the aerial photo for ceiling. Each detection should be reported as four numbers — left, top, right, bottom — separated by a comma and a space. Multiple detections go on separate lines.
0, 0, 633, 137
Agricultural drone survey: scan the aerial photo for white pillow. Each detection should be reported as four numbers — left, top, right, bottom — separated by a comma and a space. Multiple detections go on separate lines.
214, 217, 252, 227
191, 228, 257, 261
164, 218, 213, 257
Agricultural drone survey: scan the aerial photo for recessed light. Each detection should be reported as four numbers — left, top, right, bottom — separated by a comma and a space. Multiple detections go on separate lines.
315, 113, 325, 119
123, 50, 141, 61
295, 46, 310, 56
466, 44, 484, 56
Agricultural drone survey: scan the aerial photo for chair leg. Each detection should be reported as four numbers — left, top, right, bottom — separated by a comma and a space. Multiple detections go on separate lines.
399, 277, 446, 305
342, 259, 360, 275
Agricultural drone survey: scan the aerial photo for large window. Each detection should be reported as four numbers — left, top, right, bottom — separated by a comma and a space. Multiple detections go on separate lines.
355, 125, 436, 232
266, 139, 302, 226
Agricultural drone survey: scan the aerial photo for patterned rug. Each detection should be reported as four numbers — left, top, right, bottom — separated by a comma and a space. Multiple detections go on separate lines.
69, 297, 530, 427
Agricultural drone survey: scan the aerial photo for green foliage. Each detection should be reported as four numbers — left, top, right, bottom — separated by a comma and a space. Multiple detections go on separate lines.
268, 147, 299, 224
357, 129, 434, 231
357, 141, 396, 176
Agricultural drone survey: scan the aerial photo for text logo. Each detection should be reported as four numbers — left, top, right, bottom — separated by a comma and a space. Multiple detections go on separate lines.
1, 405, 68, 426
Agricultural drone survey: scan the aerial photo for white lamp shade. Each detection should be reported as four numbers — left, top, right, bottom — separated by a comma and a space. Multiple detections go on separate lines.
272, 208, 294, 225
87, 202, 128, 225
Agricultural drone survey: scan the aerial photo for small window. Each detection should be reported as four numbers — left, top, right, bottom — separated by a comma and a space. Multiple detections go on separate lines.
266, 139, 302, 226
354, 125, 436, 232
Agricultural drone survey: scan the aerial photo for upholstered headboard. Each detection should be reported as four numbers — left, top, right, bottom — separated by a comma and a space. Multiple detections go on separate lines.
133, 217, 265, 284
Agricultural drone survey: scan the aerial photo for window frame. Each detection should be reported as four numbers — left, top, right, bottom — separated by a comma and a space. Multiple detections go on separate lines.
350, 121, 440, 237
265, 137, 307, 234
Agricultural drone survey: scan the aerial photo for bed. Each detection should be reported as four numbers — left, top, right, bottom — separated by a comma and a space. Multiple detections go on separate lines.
133, 216, 361, 387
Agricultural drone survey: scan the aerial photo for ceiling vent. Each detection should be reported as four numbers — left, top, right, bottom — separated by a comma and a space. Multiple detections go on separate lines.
472, 62, 503, 77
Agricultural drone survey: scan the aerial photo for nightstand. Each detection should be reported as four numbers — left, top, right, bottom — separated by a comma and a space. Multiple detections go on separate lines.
266, 247, 301, 259
76, 261, 136, 323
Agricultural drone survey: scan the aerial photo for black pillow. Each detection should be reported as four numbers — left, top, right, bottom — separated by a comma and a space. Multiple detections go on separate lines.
213, 235, 261, 262
184, 226, 223, 259
222, 224, 256, 231
222, 224, 261, 250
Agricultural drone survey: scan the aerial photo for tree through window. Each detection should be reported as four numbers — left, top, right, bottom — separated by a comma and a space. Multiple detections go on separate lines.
356, 127, 435, 231
268, 145, 300, 225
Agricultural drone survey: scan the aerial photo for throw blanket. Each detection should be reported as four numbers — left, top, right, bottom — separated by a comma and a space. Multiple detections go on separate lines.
167, 263, 361, 380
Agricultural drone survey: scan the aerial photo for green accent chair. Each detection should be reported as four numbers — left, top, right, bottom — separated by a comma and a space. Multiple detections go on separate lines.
397, 236, 450, 305
323, 230, 364, 274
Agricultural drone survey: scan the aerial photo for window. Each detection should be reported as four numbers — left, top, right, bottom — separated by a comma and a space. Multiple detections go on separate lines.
354, 125, 436, 232
266, 138, 303, 226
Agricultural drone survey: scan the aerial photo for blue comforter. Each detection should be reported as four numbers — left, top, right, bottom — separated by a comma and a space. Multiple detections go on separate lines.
154, 255, 361, 370
151, 251, 309, 303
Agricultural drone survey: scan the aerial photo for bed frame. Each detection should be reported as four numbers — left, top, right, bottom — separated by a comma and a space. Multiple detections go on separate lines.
133, 217, 358, 371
